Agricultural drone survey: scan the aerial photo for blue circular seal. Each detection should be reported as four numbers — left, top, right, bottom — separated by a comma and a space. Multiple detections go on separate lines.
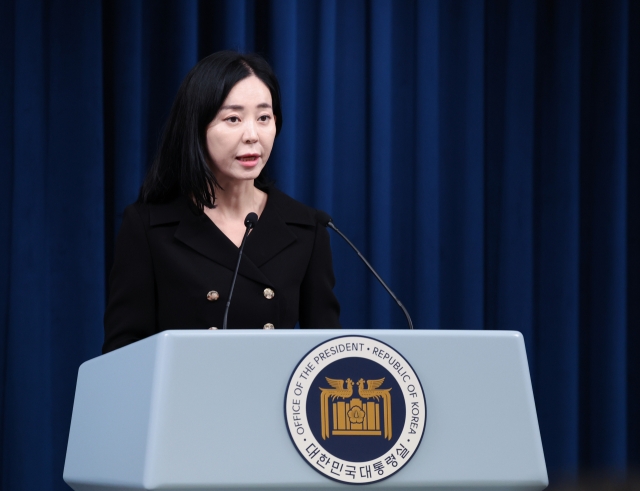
284, 336, 426, 484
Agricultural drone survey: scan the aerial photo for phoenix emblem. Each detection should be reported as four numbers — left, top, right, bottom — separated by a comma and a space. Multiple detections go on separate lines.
319, 376, 393, 440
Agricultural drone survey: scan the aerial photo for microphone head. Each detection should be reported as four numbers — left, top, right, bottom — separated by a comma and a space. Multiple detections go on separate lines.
316, 210, 333, 227
245, 212, 259, 229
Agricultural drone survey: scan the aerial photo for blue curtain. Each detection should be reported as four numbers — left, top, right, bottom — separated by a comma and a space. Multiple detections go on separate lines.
1, 1, 638, 489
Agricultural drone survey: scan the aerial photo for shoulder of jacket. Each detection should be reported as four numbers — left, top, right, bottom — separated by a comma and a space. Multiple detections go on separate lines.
120, 199, 185, 227
268, 187, 319, 227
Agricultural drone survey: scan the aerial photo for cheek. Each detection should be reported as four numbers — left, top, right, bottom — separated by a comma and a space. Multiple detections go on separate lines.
207, 130, 234, 159
261, 127, 277, 156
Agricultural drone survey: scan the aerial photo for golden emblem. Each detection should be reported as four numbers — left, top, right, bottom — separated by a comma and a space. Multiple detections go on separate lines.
319, 377, 392, 440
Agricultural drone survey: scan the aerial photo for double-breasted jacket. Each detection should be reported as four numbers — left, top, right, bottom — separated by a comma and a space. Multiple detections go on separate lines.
103, 186, 341, 353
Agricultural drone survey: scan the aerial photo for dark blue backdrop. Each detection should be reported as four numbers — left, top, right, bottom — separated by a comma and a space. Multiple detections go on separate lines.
1, 1, 638, 489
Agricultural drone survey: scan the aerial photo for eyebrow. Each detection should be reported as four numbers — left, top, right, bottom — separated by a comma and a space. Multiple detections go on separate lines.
219, 103, 272, 111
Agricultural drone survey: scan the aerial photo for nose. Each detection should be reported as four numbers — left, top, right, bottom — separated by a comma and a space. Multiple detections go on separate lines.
242, 120, 258, 144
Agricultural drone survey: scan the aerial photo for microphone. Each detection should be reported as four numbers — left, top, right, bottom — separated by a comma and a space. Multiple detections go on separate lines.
222, 212, 259, 330
317, 211, 414, 330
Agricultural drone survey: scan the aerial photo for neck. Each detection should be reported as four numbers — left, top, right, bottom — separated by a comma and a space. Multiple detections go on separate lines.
214, 179, 261, 218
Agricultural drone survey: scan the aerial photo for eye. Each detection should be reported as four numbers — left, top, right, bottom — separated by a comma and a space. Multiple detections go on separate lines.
225, 116, 240, 123
258, 115, 271, 122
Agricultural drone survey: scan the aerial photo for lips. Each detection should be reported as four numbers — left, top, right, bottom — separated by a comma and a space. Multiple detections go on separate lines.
236, 153, 260, 168
237, 153, 260, 161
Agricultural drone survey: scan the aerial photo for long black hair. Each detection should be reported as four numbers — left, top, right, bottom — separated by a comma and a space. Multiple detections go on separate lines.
138, 51, 283, 211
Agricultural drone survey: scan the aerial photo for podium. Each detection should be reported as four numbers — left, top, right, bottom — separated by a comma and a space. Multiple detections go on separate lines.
64, 330, 548, 490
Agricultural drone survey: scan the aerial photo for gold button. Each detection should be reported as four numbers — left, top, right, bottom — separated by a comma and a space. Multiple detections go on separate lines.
263, 323, 275, 329
207, 291, 219, 302
263, 288, 275, 299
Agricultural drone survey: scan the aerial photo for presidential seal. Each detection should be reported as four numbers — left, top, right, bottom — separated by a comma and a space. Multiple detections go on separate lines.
284, 336, 426, 484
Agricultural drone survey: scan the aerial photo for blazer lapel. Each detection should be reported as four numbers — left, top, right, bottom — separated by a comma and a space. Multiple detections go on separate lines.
244, 200, 297, 268
151, 198, 272, 286
149, 188, 316, 285
244, 187, 316, 267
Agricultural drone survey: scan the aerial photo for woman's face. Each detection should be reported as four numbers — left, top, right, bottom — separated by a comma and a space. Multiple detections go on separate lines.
206, 75, 276, 184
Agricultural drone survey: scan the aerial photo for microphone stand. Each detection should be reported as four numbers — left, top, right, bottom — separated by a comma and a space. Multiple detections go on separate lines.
222, 212, 258, 330
321, 215, 414, 330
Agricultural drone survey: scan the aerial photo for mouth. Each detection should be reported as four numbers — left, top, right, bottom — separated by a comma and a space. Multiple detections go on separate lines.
236, 153, 260, 165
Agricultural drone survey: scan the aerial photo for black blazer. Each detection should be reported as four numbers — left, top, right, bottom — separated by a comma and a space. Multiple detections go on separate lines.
103, 187, 341, 353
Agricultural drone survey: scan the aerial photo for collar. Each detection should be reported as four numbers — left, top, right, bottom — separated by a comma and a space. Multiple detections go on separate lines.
147, 187, 317, 283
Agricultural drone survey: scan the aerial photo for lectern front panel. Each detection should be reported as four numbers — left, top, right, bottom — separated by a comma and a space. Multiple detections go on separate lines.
64, 330, 547, 490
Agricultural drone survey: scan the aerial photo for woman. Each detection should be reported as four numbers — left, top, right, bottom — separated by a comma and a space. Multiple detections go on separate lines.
103, 51, 341, 353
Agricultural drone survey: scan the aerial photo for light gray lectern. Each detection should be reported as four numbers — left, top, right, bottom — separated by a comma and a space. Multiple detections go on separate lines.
64, 330, 548, 491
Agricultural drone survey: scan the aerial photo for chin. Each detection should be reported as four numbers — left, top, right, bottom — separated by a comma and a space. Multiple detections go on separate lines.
233, 167, 265, 182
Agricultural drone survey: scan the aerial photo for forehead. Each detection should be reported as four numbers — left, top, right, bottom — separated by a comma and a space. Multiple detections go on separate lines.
223, 75, 272, 106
